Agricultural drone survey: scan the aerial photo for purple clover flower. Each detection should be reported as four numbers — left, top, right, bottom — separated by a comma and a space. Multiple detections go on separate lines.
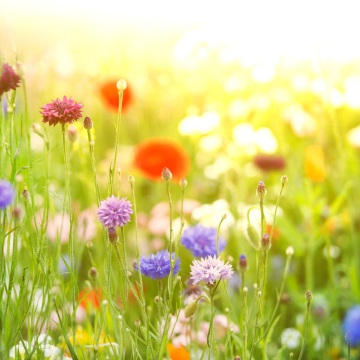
0, 63, 21, 97
135, 250, 180, 280
97, 196, 133, 229
40, 96, 83, 126
343, 305, 360, 347
0, 180, 15, 210
190, 255, 234, 286
181, 224, 226, 257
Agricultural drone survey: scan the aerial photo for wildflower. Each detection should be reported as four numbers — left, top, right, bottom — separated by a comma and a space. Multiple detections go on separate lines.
181, 224, 226, 257
167, 343, 190, 360
133, 138, 190, 181
40, 96, 83, 126
261, 233, 271, 251
192, 199, 235, 232
190, 255, 234, 286
342, 305, 360, 347
0, 63, 21, 96
280, 328, 302, 349
238, 254, 248, 272
79, 289, 102, 311
97, 196, 133, 229
99, 79, 132, 112
305, 144, 326, 182
162, 167, 173, 181
135, 250, 180, 279
77, 208, 97, 242
47, 213, 70, 244
256, 181, 267, 199
0, 180, 15, 209
83, 116, 93, 129
253, 154, 286, 171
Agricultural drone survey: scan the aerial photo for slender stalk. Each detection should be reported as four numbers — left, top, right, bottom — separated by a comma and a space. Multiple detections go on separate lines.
298, 292, 312, 360
109, 83, 124, 195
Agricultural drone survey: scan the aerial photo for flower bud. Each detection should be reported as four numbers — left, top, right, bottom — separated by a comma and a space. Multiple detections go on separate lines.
281, 175, 288, 184
67, 125, 77, 142
128, 175, 135, 184
117, 79, 127, 91
83, 116, 93, 129
135, 319, 141, 327
162, 167, 172, 181
179, 178, 187, 189
184, 301, 198, 318
305, 290, 313, 302
286, 246, 294, 256
108, 227, 118, 244
88, 267, 98, 281
239, 254, 248, 273
256, 181, 267, 199
261, 233, 271, 251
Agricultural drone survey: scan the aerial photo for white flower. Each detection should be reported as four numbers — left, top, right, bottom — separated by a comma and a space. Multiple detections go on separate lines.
178, 111, 220, 135
192, 199, 235, 232
347, 125, 360, 148
281, 328, 302, 349
9, 341, 29, 359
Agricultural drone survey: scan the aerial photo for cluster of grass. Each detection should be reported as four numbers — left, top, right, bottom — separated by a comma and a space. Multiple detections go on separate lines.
1, 27, 360, 359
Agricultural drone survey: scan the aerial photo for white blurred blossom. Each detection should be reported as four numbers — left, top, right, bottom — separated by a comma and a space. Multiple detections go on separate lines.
281, 328, 302, 349
178, 111, 220, 135
347, 125, 360, 147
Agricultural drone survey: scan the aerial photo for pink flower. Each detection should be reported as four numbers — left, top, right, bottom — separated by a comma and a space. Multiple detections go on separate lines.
97, 196, 133, 229
77, 208, 97, 241
0, 63, 21, 96
190, 256, 234, 285
40, 96, 83, 126
47, 213, 70, 244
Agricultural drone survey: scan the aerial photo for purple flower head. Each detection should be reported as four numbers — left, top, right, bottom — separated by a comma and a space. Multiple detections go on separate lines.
181, 224, 226, 257
40, 96, 83, 126
342, 305, 360, 347
135, 250, 180, 279
190, 255, 234, 286
0, 180, 15, 210
0, 63, 21, 96
97, 196, 133, 229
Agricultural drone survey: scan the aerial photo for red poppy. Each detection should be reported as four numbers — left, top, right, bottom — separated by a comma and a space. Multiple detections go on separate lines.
99, 79, 133, 112
253, 154, 286, 172
133, 138, 190, 181
78, 289, 102, 311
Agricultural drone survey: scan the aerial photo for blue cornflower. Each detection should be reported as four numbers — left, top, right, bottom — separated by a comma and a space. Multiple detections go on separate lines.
343, 305, 360, 347
181, 224, 226, 257
135, 250, 180, 280
0, 180, 15, 210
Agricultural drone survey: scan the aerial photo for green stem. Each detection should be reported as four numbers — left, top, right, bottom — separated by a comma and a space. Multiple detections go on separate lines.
109, 86, 124, 195
298, 299, 311, 360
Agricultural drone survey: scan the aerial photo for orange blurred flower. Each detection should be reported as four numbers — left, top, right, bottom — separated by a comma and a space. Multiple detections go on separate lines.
167, 343, 190, 360
305, 144, 326, 182
78, 289, 102, 311
99, 79, 132, 112
133, 138, 190, 181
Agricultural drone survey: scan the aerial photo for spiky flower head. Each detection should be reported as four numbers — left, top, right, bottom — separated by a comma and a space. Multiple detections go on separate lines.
97, 196, 133, 229
135, 250, 180, 280
40, 96, 83, 126
0, 63, 21, 96
0, 180, 15, 210
190, 255, 234, 286
181, 224, 226, 257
